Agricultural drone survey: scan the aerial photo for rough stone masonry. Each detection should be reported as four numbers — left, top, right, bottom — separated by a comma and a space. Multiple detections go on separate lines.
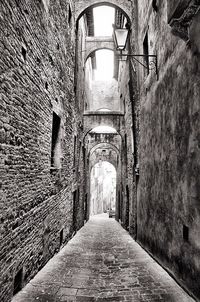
0, 1, 85, 301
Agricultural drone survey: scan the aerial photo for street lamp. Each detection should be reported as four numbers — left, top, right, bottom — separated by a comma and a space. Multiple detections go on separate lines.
113, 28, 129, 51
113, 27, 158, 75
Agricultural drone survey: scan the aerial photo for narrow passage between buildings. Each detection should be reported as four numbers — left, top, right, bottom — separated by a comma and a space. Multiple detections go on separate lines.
12, 214, 195, 302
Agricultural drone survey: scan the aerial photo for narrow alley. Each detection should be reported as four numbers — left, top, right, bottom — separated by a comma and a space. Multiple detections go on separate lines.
1, 1, 200, 301
12, 215, 194, 302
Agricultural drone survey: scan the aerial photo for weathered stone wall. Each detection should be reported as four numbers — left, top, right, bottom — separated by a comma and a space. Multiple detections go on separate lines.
167, 0, 191, 21
87, 79, 121, 112
117, 59, 137, 235
73, 14, 88, 232
136, 0, 200, 299
74, 11, 97, 226
0, 1, 84, 301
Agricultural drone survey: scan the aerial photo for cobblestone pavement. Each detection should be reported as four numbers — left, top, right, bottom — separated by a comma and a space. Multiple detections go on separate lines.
12, 214, 195, 302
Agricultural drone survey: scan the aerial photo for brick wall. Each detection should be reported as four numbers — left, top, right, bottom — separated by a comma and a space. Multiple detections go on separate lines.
117, 59, 138, 235
0, 1, 84, 301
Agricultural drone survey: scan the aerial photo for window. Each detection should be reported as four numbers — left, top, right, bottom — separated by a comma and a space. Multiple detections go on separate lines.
143, 31, 149, 76
125, 134, 128, 164
126, 185, 130, 229
51, 112, 61, 168
183, 225, 189, 242
73, 189, 79, 232
84, 194, 88, 220
68, 4, 72, 24
82, 146, 86, 169
73, 136, 77, 167
152, 0, 158, 12
77, 140, 82, 169
21, 46, 26, 61
131, 125, 134, 154
13, 268, 23, 295
60, 229, 63, 246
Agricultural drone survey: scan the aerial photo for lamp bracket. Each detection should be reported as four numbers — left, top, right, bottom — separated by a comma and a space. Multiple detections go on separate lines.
117, 52, 158, 76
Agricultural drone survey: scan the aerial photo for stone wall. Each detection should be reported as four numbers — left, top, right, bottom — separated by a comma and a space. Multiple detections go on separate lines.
73, 13, 88, 232
117, 58, 137, 235
0, 1, 84, 301
87, 79, 121, 112
136, 0, 200, 299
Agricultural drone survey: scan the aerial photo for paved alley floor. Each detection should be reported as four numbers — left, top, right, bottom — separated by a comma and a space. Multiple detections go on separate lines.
12, 214, 195, 302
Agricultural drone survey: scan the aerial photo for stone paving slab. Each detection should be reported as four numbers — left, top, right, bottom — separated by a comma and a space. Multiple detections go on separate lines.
12, 214, 195, 302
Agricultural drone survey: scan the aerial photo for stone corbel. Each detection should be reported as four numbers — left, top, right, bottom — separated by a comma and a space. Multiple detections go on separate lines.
169, 0, 200, 43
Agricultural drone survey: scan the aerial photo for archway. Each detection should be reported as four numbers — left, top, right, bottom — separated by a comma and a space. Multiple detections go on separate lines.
76, 0, 138, 235
89, 142, 119, 155
90, 126, 117, 133
84, 49, 121, 112
90, 161, 117, 216
76, 2, 131, 114
75, 1, 132, 25
90, 144, 119, 171
87, 128, 122, 168
85, 46, 115, 64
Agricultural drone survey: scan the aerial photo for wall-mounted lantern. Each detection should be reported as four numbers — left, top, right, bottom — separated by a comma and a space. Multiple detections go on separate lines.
113, 28, 129, 51
113, 27, 158, 75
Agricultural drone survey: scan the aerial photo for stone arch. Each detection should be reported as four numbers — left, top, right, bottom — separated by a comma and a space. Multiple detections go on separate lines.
89, 142, 119, 171
75, 1, 132, 24
89, 142, 120, 156
85, 45, 115, 63
88, 134, 121, 153
83, 112, 124, 135
97, 108, 112, 111
90, 157, 117, 171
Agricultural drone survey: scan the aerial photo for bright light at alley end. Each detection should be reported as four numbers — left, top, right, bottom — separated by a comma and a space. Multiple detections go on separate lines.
113, 28, 129, 50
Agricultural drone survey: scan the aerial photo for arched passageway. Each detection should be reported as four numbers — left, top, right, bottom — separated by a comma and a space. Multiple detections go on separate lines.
90, 161, 116, 216
75, 1, 132, 25
77, 2, 136, 234
84, 48, 122, 112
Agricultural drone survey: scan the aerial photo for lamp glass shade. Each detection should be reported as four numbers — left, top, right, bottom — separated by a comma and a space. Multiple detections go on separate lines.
114, 28, 128, 50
